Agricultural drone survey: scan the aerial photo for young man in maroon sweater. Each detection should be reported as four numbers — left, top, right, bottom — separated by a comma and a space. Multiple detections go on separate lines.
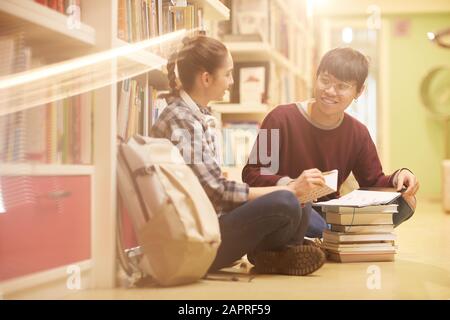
242, 48, 419, 238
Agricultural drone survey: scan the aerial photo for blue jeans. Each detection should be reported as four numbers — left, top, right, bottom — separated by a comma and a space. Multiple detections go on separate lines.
306, 196, 416, 238
209, 190, 311, 271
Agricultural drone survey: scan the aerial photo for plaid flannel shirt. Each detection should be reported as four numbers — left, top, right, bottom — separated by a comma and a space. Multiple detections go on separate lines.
150, 92, 249, 214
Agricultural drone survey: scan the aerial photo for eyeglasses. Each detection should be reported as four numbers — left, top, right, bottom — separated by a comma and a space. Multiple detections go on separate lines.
317, 74, 355, 95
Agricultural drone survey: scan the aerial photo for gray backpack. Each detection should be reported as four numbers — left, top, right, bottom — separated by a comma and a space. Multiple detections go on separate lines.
116, 135, 221, 286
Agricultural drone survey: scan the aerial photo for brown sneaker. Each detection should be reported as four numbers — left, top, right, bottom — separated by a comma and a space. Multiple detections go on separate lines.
252, 245, 326, 276
304, 238, 326, 252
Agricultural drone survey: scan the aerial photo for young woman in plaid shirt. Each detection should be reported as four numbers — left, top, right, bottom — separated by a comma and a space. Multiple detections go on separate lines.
151, 35, 326, 276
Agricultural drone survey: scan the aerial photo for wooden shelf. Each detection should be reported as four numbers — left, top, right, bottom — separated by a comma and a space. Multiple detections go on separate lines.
211, 103, 269, 114
272, 0, 307, 34
113, 38, 167, 68
0, 164, 95, 176
112, 38, 173, 90
224, 41, 304, 77
191, 0, 230, 21
0, 0, 96, 51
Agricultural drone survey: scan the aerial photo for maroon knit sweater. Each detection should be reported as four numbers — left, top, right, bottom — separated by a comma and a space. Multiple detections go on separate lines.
242, 103, 397, 199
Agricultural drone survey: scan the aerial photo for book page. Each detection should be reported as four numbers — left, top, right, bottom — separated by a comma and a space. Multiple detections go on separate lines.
315, 189, 401, 207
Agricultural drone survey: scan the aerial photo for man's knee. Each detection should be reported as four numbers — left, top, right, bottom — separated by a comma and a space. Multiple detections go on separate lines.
305, 208, 328, 238
394, 197, 415, 227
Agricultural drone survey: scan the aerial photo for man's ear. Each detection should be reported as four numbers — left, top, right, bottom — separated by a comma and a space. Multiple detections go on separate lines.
355, 84, 366, 99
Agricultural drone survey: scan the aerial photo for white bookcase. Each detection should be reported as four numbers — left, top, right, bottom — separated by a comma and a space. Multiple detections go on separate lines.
0, 0, 229, 299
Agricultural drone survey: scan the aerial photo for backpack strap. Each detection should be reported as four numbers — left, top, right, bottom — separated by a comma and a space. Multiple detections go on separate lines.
116, 192, 151, 286
116, 193, 138, 277
119, 144, 151, 221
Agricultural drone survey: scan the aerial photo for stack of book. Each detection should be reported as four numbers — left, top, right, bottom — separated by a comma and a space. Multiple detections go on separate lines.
117, 0, 202, 43
322, 204, 397, 262
315, 190, 402, 263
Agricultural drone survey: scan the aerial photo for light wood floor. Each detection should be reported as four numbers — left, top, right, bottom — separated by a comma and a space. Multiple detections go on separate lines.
68, 199, 450, 300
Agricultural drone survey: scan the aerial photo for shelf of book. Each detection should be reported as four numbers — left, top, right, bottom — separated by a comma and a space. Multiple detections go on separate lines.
0, 0, 96, 48
224, 41, 304, 78
191, 0, 230, 21
272, 0, 307, 35
0, 0, 234, 298
0, 164, 94, 176
112, 38, 168, 68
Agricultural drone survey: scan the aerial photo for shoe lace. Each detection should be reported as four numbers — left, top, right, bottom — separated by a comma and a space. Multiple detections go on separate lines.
314, 238, 323, 247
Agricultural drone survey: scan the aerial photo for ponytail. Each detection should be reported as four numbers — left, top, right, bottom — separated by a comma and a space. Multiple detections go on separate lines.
166, 51, 180, 97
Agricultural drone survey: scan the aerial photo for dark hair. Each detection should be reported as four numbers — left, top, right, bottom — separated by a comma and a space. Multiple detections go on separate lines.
316, 47, 369, 92
166, 35, 228, 97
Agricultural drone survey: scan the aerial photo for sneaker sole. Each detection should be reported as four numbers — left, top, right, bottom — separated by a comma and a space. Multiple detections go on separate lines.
254, 245, 326, 276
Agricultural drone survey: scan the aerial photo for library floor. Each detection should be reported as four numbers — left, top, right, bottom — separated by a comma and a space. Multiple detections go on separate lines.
68, 199, 450, 300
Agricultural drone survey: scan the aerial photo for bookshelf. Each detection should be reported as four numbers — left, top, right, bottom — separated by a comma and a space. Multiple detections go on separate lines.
217, 0, 316, 182
191, 0, 229, 20
112, 38, 168, 68
0, 0, 229, 298
224, 41, 304, 77
0, 0, 96, 61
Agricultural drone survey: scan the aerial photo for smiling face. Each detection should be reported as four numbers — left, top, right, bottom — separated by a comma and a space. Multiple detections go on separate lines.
313, 48, 369, 117
313, 71, 362, 116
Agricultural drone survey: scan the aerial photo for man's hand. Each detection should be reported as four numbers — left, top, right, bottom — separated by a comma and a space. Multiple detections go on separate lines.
394, 169, 419, 210
288, 168, 326, 200
394, 169, 419, 196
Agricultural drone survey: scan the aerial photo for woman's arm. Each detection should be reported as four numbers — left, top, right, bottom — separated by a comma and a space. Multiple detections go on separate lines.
248, 168, 326, 202
248, 185, 291, 201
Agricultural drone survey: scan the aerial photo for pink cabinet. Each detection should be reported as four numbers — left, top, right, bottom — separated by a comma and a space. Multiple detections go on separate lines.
120, 205, 138, 250
0, 175, 91, 281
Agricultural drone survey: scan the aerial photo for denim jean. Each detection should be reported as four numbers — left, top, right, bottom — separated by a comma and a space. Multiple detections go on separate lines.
209, 190, 311, 271
305, 196, 416, 238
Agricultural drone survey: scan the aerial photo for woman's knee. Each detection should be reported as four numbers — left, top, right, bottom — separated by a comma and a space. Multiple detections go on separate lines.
394, 204, 415, 227
394, 197, 416, 227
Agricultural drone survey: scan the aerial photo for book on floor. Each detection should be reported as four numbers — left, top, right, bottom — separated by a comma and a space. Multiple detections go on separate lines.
323, 229, 396, 243
321, 204, 398, 214
325, 212, 394, 225
330, 224, 394, 234
323, 241, 396, 253
327, 251, 396, 263
315, 190, 401, 208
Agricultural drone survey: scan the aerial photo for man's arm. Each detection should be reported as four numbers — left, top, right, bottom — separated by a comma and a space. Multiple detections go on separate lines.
352, 128, 397, 188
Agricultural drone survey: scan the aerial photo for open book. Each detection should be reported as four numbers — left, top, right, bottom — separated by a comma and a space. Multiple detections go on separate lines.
314, 189, 402, 208
298, 169, 338, 203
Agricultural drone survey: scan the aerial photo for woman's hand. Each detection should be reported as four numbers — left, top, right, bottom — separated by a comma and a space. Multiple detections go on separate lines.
288, 168, 326, 200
